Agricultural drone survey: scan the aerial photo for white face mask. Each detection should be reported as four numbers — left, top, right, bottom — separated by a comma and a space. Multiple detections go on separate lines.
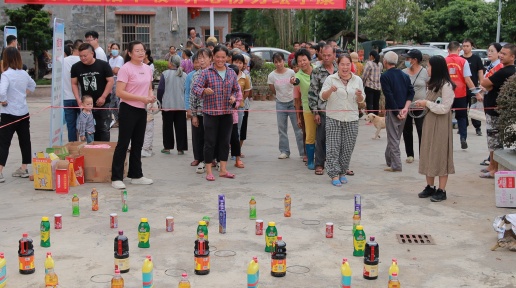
111, 50, 119, 57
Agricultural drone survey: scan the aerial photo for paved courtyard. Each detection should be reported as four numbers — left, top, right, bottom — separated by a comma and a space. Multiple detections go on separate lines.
0, 93, 515, 287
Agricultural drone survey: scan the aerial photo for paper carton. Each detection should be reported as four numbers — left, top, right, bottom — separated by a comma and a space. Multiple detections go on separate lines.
80, 142, 127, 183
55, 160, 70, 194
66, 155, 85, 185
495, 171, 516, 208
33, 156, 58, 190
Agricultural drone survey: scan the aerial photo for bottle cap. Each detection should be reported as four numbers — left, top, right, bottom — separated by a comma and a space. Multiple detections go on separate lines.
392, 258, 397, 262
46, 252, 52, 257
22, 233, 28, 237
256, 219, 263, 223
356, 225, 363, 230
141, 218, 148, 222
268, 221, 276, 226
392, 272, 398, 277
54, 214, 61, 217
286, 194, 290, 197
253, 256, 258, 262
118, 231, 123, 235
182, 272, 188, 277
251, 196, 255, 199
73, 194, 78, 197
199, 232, 205, 238
199, 220, 206, 225
370, 236, 375, 241
343, 258, 348, 263
277, 236, 282, 240
146, 255, 152, 260
354, 211, 359, 214
0, 253, 4, 258
115, 269, 120, 274
42, 216, 49, 221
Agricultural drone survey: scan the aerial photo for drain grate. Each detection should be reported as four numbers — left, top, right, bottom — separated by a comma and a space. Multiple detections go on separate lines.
396, 234, 435, 245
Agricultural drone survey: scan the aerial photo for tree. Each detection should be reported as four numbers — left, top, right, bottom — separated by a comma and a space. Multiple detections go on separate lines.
2, 5, 52, 79
414, 0, 451, 10
312, 9, 353, 41
501, 0, 516, 43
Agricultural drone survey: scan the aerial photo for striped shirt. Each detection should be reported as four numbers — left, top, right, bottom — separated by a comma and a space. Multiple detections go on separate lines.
362, 61, 382, 90
76, 110, 95, 136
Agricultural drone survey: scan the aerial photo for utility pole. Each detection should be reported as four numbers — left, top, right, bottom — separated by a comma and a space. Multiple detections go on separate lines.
496, 0, 502, 42
355, 0, 359, 52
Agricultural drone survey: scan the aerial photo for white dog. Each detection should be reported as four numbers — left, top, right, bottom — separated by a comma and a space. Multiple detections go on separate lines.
365, 113, 386, 139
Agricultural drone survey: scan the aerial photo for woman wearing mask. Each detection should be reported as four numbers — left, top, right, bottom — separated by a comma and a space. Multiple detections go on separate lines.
402, 49, 429, 164
361, 50, 382, 115
108, 43, 124, 128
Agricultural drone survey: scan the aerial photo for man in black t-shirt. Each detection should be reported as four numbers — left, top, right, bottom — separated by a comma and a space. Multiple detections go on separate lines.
480, 43, 516, 178
71, 43, 114, 141
462, 39, 484, 136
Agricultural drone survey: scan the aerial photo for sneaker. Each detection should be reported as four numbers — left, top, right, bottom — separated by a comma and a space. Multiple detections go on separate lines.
430, 189, 447, 202
476, 128, 482, 136
131, 177, 153, 185
0, 173, 4, 183
278, 153, 289, 159
141, 150, 152, 157
111, 180, 126, 189
418, 185, 436, 198
406, 156, 414, 163
12, 168, 29, 178
196, 162, 206, 174
461, 138, 468, 149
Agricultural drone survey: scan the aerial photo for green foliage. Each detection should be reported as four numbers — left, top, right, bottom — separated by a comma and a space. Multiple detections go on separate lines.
153, 60, 168, 80
497, 74, 516, 148
501, 0, 516, 43
250, 62, 275, 87
312, 10, 353, 41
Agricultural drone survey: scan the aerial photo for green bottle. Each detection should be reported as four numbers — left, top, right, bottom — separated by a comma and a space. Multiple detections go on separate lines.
122, 190, 128, 212
197, 220, 209, 240
72, 194, 80, 217
249, 197, 257, 220
138, 218, 150, 248
353, 225, 366, 257
40, 216, 51, 247
265, 222, 278, 252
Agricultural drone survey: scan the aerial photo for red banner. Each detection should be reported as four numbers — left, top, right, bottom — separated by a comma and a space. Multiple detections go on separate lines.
4, 0, 345, 9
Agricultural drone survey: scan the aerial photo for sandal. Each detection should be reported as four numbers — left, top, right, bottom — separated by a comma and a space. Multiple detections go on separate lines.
219, 172, 235, 179
479, 172, 494, 179
315, 166, 324, 175
303, 156, 308, 163
235, 160, 245, 168
346, 170, 355, 176
206, 174, 215, 181
480, 159, 490, 166
339, 175, 348, 184
161, 149, 171, 154
480, 168, 490, 173
191, 160, 200, 166
331, 179, 342, 187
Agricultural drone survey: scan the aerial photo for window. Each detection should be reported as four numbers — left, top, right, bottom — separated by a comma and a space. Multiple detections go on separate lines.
118, 14, 153, 51
202, 27, 223, 43
20, 38, 28, 51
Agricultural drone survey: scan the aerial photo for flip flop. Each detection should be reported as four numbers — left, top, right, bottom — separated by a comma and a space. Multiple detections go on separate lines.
219, 172, 235, 179
161, 149, 171, 154
235, 160, 245, 168
346, 170, 355, 176
339, 175, 348, 184
480, 159, 490, 166
315, 166, 324, 175
331, 179, 342, 187
479, 172, 494, 179
206, 174, 215, 181
480, 168, 490, 173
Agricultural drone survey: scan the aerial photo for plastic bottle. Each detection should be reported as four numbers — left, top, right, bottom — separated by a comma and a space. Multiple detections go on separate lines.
194, 232, 210, 275
284, 194, 291, 217
0, 252, 7, 288
122, 190, 128, 212
354, 194, 361, 217
111, 269, 124, 288
138, 218, 150, 248
389, 258, 399, 281
72, 194, 80, 216
353, 225, 366, 257
352, 211, 360, 235
45, 264, 58, 287
18, 233, 35, 274
40, 216, 51, 247
44, 252, 54, 275
388, 272, 401, 288
91, 188, 99, 211
178, 272, 191, 288
341, 258, 352, 288
264, 222, 278, 252
363, 236, 379, 280
247, 256, 259, 287
142, 255, 154, 288
249, 197, 257, 220
197, 220, 209, 240
114, 231, 130, 273
271, 236, 287, 277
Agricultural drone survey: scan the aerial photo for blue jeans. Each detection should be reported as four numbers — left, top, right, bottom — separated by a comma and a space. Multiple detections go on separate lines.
85, 133, 94, 143
64, 99, 79, 141
276, 100, 304, 157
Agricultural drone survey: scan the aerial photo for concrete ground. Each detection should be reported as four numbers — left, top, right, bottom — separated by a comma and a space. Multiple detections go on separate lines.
1, 93, 515, 288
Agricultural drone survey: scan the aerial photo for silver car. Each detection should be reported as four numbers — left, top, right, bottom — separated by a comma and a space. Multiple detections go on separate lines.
250, 47, 291, 62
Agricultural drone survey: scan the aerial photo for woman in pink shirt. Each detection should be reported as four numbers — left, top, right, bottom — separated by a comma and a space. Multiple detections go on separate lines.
111, 41, 157, 190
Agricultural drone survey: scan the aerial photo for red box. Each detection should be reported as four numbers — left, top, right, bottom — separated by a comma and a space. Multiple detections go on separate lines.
66, 155, 85, 185
55, 168, 69, 194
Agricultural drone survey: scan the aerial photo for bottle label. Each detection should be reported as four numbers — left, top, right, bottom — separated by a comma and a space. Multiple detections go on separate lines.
353, 234, 366, 252
341, 275, 351, 287
247, 272, 258, 287
18, 255, 34, 271
363, 263, 378, 278
114, 258, 130, 271
265, 235, 277, 250
41, 230, 50, 242
271, 258, 286, 273
142, 271, 153, 288
195, 256, 210, 271
0, 265, 6, 284
139, 226, 150, 243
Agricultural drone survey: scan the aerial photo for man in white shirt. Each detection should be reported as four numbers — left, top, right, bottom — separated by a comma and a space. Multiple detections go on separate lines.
84, 31, 108, 62
63, 41, 81, 141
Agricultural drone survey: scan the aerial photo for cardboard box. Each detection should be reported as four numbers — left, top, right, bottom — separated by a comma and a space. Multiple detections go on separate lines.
65, 142, 86, 156
46, 146, 69, 160
66, 155, 85, 185
33, 156, 58, 190
80, 142, 127, 183
55, 160, 70, 194
495, 171, 516, 208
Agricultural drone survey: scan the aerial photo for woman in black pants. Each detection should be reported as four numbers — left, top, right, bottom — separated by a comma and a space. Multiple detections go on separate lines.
192, 45, 240, 181
0, 47, 36, 183
361, 50, 382, 115
111, 41, 156, 189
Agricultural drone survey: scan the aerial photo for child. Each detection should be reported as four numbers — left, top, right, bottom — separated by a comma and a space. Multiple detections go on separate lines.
77, 95, 95, 143
232, 54, 251, 163
228, 64, 243, 168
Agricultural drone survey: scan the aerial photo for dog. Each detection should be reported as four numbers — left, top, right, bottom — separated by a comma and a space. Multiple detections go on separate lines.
365, 113, 386, 139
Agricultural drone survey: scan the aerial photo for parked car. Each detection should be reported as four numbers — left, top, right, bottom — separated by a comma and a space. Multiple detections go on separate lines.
251, 47, 291, 62
379, 45, 448, 58
422, 42, 449, 51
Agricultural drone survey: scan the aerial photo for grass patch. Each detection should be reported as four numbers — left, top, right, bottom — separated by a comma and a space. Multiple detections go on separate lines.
35, 79, 52, 85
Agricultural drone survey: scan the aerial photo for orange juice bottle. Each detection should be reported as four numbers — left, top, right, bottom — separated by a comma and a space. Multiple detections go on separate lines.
111, 269, 124, 288
284, 194, 291, 217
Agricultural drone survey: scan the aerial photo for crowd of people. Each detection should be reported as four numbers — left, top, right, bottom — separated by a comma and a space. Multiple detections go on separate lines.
0, 29, 515, 203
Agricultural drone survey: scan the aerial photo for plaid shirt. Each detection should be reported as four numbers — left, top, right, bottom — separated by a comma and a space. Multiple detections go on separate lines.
191, 63, 240, 116
362, 61, 382, 90
308, 62, 337, 115
76, 110, 95, 136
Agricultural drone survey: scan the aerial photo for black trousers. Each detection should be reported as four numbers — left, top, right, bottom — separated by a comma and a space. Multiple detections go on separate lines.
111, 103, 147, 181
162, 110, 188, 151
403, 111, 425, 158
365, 87, 381, 115
191, 115, 205, 162
230, 123, 241, 157
92, 102, 111, 141
315, 113, 326, 167
0, 113, 32, 166
240, 110, 249, 141
203, 114, 233, 163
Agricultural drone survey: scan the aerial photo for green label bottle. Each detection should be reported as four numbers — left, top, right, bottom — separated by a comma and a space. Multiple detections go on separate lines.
353, 225, 366, 257
249, 197, 257, 220
40, 217, 51, 247
197, 221, 209, 240
72, 194, 80, 217
122, 190, 128, 212
138, 218, 150, 248
265, 222, 278, 252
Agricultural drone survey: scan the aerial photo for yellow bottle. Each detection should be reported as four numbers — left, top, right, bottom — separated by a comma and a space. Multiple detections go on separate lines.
388, 272, 400, 288
341, 258, 352, 288
389, 258, 399, 281
142, 255, 154, 288
0, 252, 7, 288
178, 272, 191, 288
111, 269, 124, 288
247, 256, 259, 287
44, 252, 54, 275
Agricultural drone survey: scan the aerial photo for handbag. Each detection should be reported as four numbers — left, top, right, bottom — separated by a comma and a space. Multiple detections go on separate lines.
469, 102, 486, 122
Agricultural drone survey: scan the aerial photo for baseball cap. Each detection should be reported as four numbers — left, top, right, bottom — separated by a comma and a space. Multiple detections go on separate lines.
402, 49, 423, 61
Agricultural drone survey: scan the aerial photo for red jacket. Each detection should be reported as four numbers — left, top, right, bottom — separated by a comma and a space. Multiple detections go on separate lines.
446, 54, 467, 98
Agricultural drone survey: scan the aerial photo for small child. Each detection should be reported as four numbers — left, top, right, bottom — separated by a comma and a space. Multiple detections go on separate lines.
77, 95, 95, 143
